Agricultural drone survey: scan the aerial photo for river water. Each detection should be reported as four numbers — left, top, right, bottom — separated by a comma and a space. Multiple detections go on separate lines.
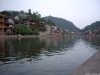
0, 36, 100, 75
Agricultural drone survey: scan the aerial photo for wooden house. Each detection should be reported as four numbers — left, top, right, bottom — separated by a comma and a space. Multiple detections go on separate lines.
0, 13, 14, 35
22, 18, 46, 31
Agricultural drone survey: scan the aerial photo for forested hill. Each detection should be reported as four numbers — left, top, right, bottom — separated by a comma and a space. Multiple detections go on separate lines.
44, 16, 80, 32
82, 21, 100, 34
82, 21, 100, 31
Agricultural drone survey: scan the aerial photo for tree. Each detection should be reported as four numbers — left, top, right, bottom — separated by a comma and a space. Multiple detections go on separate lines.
32, 12, 41, 20
28, 9, 32, 15
1, 10, 11, 16
82, 21, 100, 35
14, 24, 39, 35
46, 19, 55, 26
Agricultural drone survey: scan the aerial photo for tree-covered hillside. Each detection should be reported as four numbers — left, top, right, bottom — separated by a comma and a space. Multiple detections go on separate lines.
82, 21, 100, 35
44, 16, 80, 32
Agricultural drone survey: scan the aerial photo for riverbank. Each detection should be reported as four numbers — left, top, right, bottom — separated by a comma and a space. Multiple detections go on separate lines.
0, 35, 51, 38
0, 34, 67, 39
71, 52, 100, 75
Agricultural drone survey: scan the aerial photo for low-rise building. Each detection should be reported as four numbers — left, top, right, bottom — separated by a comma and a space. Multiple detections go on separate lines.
0, 13, 14, 35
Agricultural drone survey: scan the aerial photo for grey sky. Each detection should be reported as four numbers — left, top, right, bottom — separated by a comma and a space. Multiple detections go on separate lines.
0, 0, 100, 29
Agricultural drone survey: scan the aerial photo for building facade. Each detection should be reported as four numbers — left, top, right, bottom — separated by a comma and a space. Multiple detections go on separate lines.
0, 13, 14, 35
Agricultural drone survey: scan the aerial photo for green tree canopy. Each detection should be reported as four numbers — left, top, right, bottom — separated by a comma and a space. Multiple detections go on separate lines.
14, 24, 39, 35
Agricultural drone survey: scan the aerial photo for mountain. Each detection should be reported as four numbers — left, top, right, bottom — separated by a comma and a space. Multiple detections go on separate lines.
82, 21, 100, 31
82, 21, 100, 34
44, 16, 80, 32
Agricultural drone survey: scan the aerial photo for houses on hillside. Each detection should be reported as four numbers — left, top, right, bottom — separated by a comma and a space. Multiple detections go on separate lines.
22, 18, 46, 31
83, 29, 100, 37
0, 10, 67, 36
0, 11, 46, 35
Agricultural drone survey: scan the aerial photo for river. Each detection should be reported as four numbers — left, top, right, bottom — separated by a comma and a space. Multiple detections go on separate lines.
0, 36, 100, 75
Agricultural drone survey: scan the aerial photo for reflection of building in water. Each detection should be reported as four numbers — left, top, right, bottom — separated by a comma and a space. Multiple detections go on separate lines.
50, 37, 60, 47
0, 39, 5, 58
0, 39, 10, 58
39, 36, 63, 48
0, 38, 47, 60
0, 36, 76, 61
0, 39, 15, 58
39, 36, 51, 47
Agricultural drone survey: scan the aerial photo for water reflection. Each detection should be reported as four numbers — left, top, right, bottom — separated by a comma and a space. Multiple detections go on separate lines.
0, 36, 76, 62
0, 36, 99, 75
83, 36, 100, 51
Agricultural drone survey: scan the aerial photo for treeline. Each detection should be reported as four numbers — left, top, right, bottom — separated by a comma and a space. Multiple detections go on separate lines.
1, 10, 55, 25
82, 21, 100, 35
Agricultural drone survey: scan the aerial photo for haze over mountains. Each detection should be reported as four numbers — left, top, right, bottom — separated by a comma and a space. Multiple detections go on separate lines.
44, 16, 80, 32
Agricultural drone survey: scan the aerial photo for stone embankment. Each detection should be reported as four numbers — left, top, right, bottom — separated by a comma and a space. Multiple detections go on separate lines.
72, 52, 100, 75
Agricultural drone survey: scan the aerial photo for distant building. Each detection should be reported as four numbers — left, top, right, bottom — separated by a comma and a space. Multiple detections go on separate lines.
22, 19, 45, 26
49, 26, 63, 35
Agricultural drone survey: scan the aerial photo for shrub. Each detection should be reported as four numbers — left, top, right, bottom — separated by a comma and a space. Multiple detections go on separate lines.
15, 24, 39, 35
38, 26, 46, 32
31, 27, 39, 35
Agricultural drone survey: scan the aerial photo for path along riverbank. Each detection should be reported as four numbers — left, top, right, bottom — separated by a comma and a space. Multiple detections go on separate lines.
71, 52, 100, 75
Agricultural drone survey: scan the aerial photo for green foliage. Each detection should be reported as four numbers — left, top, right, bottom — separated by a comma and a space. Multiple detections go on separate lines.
44, 16, 80, 32
31, 27, 39, 35
82, 21, 100, 34
1, 10, 43, 21
31, 26, 46, 32
15, 24, 39, 35
32, 12, 41, 20
2, 10, 19, 17
41, 18, 46, 22
82, 25, 90, 32
38, 26, 46, 31
46, 19, 55, 26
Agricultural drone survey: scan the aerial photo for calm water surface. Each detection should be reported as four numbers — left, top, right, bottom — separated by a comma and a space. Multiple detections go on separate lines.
0, 36, 100, 75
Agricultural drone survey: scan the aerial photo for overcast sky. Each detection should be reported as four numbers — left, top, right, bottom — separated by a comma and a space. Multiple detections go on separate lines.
0, 0, 100, 29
